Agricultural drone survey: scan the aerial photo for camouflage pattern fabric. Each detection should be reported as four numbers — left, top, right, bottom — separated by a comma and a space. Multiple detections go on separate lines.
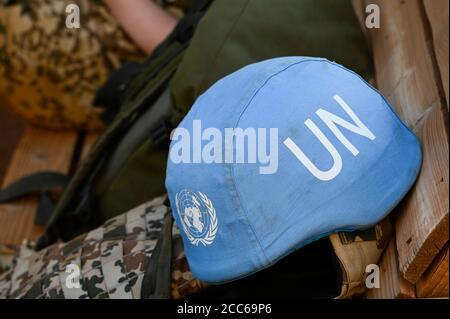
0, 0, 146, 130
0, 244, 19, 275
0, 195, 204, 299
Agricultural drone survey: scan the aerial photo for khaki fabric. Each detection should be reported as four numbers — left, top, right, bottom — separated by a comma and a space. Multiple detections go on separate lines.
170, 0, 372, 125
330, 220, 392, 298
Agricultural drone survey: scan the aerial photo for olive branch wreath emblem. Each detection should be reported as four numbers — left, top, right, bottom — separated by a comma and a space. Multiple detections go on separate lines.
176, 191, 218, 246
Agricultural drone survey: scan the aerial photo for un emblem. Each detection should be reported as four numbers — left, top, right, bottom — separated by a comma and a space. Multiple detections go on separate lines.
175, 190, 218, 246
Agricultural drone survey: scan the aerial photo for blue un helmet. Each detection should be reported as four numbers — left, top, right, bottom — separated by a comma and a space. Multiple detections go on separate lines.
166, 57, 422, 283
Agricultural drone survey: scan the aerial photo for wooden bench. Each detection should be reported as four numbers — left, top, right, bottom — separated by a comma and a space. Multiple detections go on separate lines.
0, 128, 98, 244
0, 0, 448, 299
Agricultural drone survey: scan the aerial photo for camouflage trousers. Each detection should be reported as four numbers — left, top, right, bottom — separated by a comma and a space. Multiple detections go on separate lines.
0, 195, 204, 299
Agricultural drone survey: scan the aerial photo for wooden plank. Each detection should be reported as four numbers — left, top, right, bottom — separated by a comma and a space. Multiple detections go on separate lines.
395, 104, 449, 283
0, 104, 24, 185
365, 0, 442, 127
0, 126, 77, 244
362, 0, 449, 284
423, 0, 449, 107
416, 243, 449, 298
366, 239, 416, 299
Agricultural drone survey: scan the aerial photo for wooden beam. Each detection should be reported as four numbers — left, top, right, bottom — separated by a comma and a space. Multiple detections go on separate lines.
0, 126, 78, 244
416, 243, 449, 298
365, 0, 442, 127
361, 0, 449, 284
423, 0, 449, 107
366, 239, 416, 299
0, 105, 24, 185
395, 104, 449, 283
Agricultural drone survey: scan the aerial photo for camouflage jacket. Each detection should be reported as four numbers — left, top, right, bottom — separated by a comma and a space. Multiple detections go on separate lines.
0, 195, 204, 299
0, 0, 189, 130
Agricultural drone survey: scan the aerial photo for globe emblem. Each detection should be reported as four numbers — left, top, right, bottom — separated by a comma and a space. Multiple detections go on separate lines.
175, 190, 218, 246
183, 206, 205, 235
